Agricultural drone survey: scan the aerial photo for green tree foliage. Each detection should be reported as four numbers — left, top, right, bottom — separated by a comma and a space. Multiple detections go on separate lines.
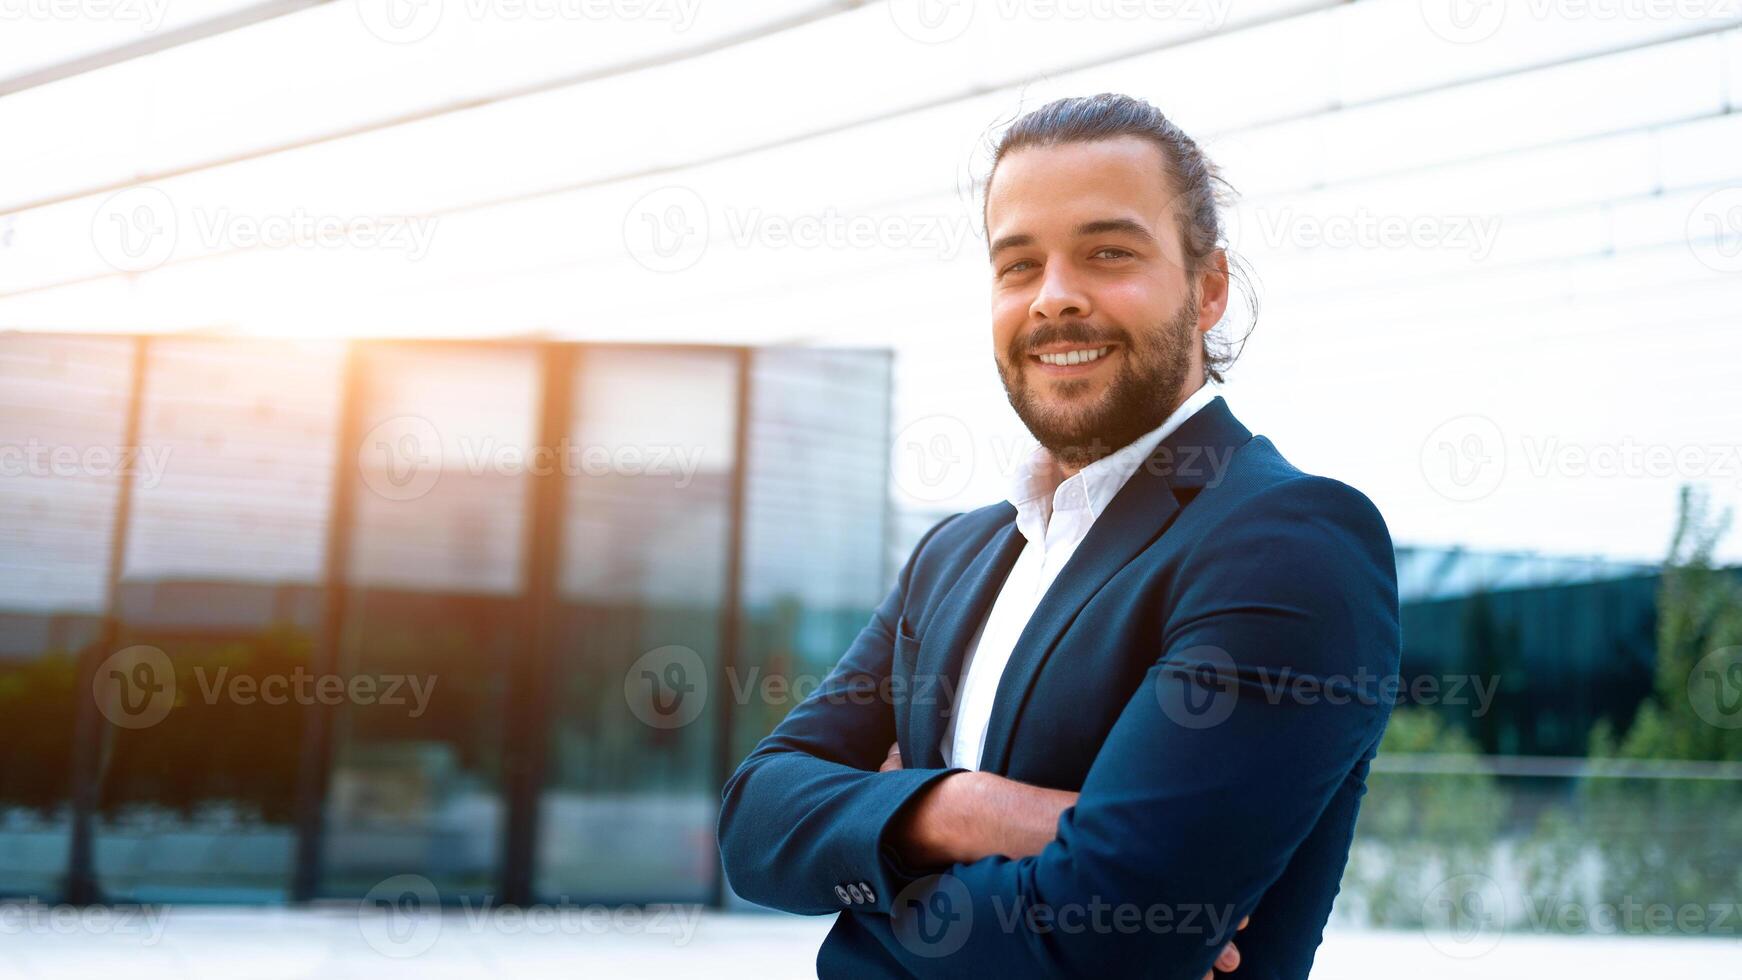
1343, 708, 1506, 927
1572, 485, 1742, 926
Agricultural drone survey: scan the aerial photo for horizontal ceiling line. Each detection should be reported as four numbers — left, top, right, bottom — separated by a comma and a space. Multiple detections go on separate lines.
0, 0, 869, 217
7, 3, 1738, 226
0, 0, 335, 98
0, 18, 1730, 309
3, 0, 1344, 217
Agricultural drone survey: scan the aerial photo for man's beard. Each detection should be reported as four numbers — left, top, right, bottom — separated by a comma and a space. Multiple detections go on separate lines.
998, 289, 1198, 471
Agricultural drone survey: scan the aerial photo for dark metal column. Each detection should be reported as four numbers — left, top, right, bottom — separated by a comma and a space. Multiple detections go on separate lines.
709, 347, 753, 908
500, 342, 574, 906
290, 341, 364, 902
64, 334, 150, 906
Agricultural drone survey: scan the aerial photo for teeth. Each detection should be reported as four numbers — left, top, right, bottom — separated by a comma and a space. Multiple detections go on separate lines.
1037, 346, 1112, 366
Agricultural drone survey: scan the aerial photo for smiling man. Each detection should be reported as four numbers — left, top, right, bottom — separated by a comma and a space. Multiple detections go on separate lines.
718, 93, 1401, 979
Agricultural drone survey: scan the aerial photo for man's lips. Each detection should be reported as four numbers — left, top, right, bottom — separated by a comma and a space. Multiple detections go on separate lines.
1027, 343, 1118, 376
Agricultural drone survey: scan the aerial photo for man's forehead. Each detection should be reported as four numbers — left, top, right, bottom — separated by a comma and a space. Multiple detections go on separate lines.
986, 139, 1174, 237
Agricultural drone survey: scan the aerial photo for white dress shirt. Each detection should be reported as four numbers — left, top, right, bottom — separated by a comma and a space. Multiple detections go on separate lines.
940, 382, 1220, 770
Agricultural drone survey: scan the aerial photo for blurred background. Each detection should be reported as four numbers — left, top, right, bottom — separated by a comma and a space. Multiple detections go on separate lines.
1, 0, 1740, 976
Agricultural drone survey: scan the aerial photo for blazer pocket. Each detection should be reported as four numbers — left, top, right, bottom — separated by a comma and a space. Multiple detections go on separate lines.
893, 615, 923, 666
892, 617, 923, 718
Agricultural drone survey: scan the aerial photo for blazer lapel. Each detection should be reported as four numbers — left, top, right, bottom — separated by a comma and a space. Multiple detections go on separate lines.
974, 395, 1252, 774
907, 517, 1025, 770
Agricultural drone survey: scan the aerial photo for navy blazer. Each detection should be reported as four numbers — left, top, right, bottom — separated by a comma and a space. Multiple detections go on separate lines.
718, 396, 1401, 979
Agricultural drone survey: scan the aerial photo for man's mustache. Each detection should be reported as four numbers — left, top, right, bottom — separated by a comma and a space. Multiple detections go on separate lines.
1018, 323, 1126, 356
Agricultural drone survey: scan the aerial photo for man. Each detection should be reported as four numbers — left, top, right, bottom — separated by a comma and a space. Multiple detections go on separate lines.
718, 93, 1401, 979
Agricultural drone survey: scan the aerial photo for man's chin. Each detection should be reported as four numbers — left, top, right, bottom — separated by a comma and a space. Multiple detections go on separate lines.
1026, 419, 1124, 460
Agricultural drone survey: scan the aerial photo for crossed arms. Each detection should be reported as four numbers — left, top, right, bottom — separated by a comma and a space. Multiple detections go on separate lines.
717, 475, 1399, 978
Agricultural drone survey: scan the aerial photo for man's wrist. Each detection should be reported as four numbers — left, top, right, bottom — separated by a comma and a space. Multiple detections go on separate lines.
891, 769, 986, 867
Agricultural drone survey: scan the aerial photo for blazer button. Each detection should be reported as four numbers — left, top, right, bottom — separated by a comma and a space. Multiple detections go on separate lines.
859, 882, 876, 903
847, 883, 866, 903
834, 885, 852, 903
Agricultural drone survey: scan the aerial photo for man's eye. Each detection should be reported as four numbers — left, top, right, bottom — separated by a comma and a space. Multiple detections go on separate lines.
998, 260, 1034, 277
1095, 247, 1133, 259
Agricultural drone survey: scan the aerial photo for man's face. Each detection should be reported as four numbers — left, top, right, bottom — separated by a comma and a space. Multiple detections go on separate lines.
985, 136, 1227, 470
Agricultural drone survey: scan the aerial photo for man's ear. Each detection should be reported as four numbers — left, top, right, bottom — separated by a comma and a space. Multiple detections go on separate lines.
1196, 248, 1231, 335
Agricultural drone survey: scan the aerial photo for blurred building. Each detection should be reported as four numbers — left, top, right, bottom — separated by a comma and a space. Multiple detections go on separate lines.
0, 332, 891, 906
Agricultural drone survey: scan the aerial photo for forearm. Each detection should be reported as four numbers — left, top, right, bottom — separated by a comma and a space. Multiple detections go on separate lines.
889, 770, 1080, 866
720, 748, 966, 913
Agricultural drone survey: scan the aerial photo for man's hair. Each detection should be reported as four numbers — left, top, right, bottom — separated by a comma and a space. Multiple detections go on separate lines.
979, 92, 1257, 384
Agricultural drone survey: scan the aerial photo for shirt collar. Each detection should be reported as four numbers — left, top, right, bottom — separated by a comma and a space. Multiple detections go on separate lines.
1005, 383, 1220, 544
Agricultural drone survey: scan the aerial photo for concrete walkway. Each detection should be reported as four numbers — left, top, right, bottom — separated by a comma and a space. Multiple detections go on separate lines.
0, 906, 1735, 978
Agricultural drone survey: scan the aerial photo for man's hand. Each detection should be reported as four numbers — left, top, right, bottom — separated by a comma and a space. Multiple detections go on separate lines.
879, 742, 1251, 973
879, 741, 903, 772
1204, 916, 1250, 978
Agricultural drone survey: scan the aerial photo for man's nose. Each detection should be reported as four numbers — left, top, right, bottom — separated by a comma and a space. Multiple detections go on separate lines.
1029, 263, 1091, 322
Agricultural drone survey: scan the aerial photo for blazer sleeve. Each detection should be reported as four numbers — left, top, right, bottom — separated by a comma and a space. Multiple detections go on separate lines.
858, 475, 1401, 977
717, 512, 971, 915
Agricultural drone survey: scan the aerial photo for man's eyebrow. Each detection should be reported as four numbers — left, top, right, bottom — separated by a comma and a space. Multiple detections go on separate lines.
987, 217, 1159, 259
